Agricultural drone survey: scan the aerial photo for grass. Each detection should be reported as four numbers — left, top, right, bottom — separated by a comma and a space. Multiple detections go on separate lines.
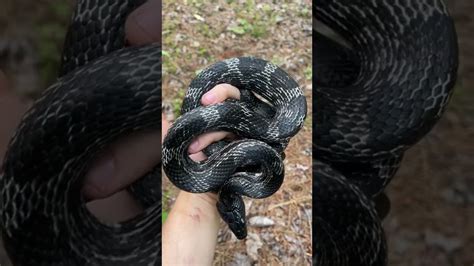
171, 89, 186, 117
228, 18, 268, 38
304, 66, 312, 80
162, 189, 172, 222
35, 1, 72, 86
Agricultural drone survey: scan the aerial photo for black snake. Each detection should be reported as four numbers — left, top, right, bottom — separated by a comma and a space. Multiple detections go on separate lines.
1, 0, 161, 265
314, 0, 458, 265
162, 57, 307, 239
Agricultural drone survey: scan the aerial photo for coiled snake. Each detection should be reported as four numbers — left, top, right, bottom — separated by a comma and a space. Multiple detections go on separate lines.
314, 0, 458, 265
1, 0, 161, 265
162, 57, 307, 239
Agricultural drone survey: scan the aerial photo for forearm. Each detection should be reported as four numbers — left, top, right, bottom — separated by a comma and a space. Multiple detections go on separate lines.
162, 191, 220, 265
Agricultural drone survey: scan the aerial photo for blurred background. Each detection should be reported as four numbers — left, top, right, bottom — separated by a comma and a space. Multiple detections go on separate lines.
383, 1, 473, 265
0, 0, 312, 265
1, 1, 74, 265
315, 1, 473, 265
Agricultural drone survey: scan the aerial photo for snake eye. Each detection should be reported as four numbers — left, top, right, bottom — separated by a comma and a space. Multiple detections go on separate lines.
232, 225, 247, 240
217, 201, 248, 239
228, 216, 247, 239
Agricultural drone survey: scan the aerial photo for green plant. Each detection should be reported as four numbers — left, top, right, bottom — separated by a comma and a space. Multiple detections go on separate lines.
299, 7, 311, 18
304, 113, 312, 128
304, 66, 312, 80
271, 55, 284, 66
172, 89, 186, 117
162, 189, 173, 223
162, 211, 169, 223
36, 1, 72, 85
228, 18, 268, 38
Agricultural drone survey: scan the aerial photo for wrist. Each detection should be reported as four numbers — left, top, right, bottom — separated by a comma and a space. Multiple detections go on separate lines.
180, 190, 218, 204
162, 191, 220, 265
171, 191, 219, 220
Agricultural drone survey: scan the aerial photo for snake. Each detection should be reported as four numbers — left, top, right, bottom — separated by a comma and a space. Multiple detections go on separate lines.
162, 57, 307, 239
313, 0, 458, 265
1, 0, 161, 265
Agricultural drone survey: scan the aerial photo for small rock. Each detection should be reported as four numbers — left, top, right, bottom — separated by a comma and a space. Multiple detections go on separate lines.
391, 229, 423, 254
245, 233, 263, 261
248, 216, 275, 227
440, 188, 465, 205
217, 227, 232, 243
393, 235, 413, 254
295, 164, 309, 171
425, 230, 463, 252
230, 253, 252, 266
304, 208, 312, 221
174, 33, 184, 42
269, 241, 285, 259
284, 235, 299, 244
260, 232, 273, 243
193, 14, 205, 22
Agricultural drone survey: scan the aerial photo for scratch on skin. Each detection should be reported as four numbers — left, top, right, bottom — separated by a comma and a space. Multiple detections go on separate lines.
188, 207, 202, 223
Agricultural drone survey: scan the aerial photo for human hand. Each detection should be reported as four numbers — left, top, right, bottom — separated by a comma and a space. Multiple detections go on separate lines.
187, 84, 240, 161
162, 84, 240, 265
74, 0, 163, 220
0, 3, 164, 221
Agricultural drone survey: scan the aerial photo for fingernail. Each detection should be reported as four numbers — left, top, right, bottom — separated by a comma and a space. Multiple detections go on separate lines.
202, 92, 217, 105
189, 139, 200, 153
85, 156, 115, 196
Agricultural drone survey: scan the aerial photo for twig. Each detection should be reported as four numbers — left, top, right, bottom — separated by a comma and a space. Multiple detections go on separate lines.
268, 196, 311, 210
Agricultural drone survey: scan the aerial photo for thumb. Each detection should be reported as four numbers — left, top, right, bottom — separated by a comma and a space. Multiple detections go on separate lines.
83, 130, 161, 200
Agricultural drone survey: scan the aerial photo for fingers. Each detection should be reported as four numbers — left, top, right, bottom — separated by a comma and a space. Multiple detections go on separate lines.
83, 131, 161, 200
184, 84, 239, 160
188, 131, 235, 154
188, 131, 235, 162
84, 0, 163, 201
86, 191, 144, 222
186, 84, 240, 160
125, 0, 162, 45
201, 84, 240, 105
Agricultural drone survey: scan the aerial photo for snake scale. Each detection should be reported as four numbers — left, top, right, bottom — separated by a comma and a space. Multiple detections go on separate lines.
314, 0, 458, 265
162, 57, 307, 239
1, 0, 162, 265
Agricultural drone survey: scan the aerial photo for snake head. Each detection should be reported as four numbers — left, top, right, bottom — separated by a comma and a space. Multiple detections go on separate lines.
216, 193, 247, 239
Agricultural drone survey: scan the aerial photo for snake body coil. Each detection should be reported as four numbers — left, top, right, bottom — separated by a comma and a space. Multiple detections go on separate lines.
314, 0, 458, 265
162, 57, 307, 239
1, 1, 161, 265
